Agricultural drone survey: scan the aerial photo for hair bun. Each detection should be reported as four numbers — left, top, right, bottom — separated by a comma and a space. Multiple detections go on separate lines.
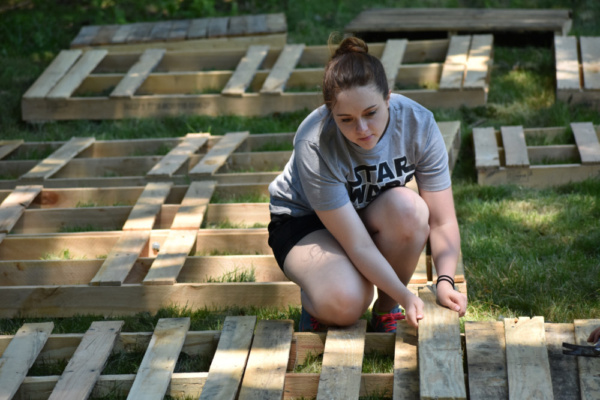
333, 37, 368, 58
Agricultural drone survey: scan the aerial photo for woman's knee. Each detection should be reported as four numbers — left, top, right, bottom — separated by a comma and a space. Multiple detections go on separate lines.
313, 282, 373, 326
365, 187, 430, 238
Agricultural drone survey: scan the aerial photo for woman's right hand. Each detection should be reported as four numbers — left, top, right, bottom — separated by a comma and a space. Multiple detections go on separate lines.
402, 293, 425, 328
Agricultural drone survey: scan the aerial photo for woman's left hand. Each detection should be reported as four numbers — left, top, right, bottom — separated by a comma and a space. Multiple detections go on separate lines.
436, 281, 467, 317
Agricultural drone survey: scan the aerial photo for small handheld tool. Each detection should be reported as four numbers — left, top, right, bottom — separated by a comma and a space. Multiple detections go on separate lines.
562, 341, 600, 357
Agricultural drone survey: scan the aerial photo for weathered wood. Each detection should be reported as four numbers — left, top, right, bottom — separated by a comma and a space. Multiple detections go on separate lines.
545, 323, 580, 400
171, 180, 216, 230
91, 24, 120, 46
122, 182, 173, 231
200, 316, 257, 400
143, 229, 197, 285
207, 17, 230, 38
126, 22, 154, 43
20, 137, 95, 181
439, 35, 470, 90
464, 34, 493, 89
89, 230, 151, 286
149, 21, 173, 41
127, 318, 190, 400
222, 45, 270, 96
0, 322, 54, 400
580, 36, 600, 90
317, 320, 367, 400
23, 50, 82, 99
146, 133, 209, 178
393, 322, 419, 400
0, 140, 23, 160
555, 36, 581, 90
168, 20, 190, 42
465, 321, 508, 400
571, 122, 600, 165
418, 286, 466, 400
380, 39, 408, 90
0, 185, 42, 233
47, 50, 107, 99
238, 320, 294, 400
574, 319, 600, 400
110, 49, 166, 98
260, 44, 305, 94
48, 321, 123, 400
70, 25, 101, 47
473, 127, 500, 169
190, 132, 249, 176
501, 125, 530, 167
504, 317, 554, 400
111, 25, 136, 44
187, 18, 209, 39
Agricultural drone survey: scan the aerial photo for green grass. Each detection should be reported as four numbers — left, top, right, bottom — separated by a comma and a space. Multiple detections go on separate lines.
204, 267, 257, 283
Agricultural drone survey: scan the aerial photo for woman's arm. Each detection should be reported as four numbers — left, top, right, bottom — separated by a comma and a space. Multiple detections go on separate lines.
316, 203, 424, 327
420, 186, 467, 316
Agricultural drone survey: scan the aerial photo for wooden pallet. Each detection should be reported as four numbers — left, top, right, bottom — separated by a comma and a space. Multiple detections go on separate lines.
3, 315, 597, 399
0, 123, 463, 317
474, 123, 600, 187
70, 13, 287, 52
21, 37, 493, 121
555, 35, 600, 109
345, 8, 572, 38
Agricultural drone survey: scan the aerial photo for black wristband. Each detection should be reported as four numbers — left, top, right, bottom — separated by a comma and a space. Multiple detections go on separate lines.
436, 274, 455, 289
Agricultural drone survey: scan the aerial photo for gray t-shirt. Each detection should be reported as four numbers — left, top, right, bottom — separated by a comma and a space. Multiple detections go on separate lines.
269, 94, 450, 216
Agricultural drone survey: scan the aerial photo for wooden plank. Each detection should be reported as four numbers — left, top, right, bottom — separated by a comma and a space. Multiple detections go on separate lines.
187, 18, 209, 39
111, 25, 135, 44
571, 122, 600, 164
0, 322, 54, 400
122, 182, 173, 231
265, 13, 287, 34
110, 49, 166, 98
126, 22, 155, 43
555, 36, 581, 90
127, 318, 190, 400
380, 39, 407, 90
0, 233, 4, 246
143, 229, 197, 285
246, 14, 268, 35
208, 17, 229, 38
474, 127, 500, 169
23, 50, 82, 99
168, 20, 190, 41
418, 286, 466, 400
0, 140, 22, 160
70, 25, 101, 47
238, 320, 294, 400
47, 50, 107, 99
48, 321, 124, 400
504, 317, 554, 400
465, 321, 508, 400
545, 323, 580, 400
439, 35, 470, 90
0, 185, 42, 233
222, 45, 269, 96
147, 133, 209, 178
89, 230, 151, 286
580, 37, 600, 90
190, 132, 249, 176
229, 15, 252, 36
20, 137, 95, 181
501, 125, 530, 167
149, 21, 173, 41
316, 320, 367, 400
260, 44, 305, 94
199, 316, 257, 400
91, 24, 120, 46
574, 319, 600, 400
170, 180, 216, 230
464, 34, 493, 89
393, 322, 419, 400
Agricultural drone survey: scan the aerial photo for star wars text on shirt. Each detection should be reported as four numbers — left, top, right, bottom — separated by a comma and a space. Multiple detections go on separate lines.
347, 156, 416, 208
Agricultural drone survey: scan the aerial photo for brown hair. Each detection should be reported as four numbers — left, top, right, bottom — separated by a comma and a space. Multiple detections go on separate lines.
322, 36, 389, 111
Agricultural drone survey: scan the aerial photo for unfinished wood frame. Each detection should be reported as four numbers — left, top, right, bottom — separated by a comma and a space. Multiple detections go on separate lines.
474, 123, 600, 187
22, 38, 492, 121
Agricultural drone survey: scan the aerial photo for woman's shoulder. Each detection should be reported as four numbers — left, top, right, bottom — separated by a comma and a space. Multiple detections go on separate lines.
294, 105, 335, 144
389, 93, 434, 120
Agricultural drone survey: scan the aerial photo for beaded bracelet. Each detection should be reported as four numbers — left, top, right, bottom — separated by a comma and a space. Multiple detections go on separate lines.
436, 274, 455, 289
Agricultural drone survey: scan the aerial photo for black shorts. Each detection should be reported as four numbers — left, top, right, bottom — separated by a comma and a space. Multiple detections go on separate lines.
267, 213, 326, 271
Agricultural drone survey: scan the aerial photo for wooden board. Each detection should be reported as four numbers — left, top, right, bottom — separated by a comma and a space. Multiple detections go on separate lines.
0, 140, 23, 160
222, 45, 270, 96
501, 125, 530, 167
190, 132, 250, 176
473, 127, 500, 169
439, 35, 470, 90
146, 133, 209, 178
170, 180, 216, 230
122, 182, 173, 231
574, 319, 600, 400
580, 37, 600, 90
393, 322, 419, 400
199, 316, 257, 400
127, 318, 190, 400
48, 321, 123, 400
0, 185, 42, 233
465, 321, 508, 399
555, 36, 581, 90
0, 322, 54, 400
418, 286, 466, 400
20, 137, 95, 181
110, 49, 166, 98
47, 50, 107, 99
464, 34, 493, 89
238, 320, 294, 400
545, 323, 580, 400
571, 122, 600, 164
260, 44, 305, 94
316, 320, 367, 400
504, 317, 554, 400
143, 229, 197, 285
380, 39, 408, 89
22, 50, 82, 99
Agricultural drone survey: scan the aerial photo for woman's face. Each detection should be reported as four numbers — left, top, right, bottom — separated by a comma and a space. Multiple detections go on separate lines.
331, 84, 391, 150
